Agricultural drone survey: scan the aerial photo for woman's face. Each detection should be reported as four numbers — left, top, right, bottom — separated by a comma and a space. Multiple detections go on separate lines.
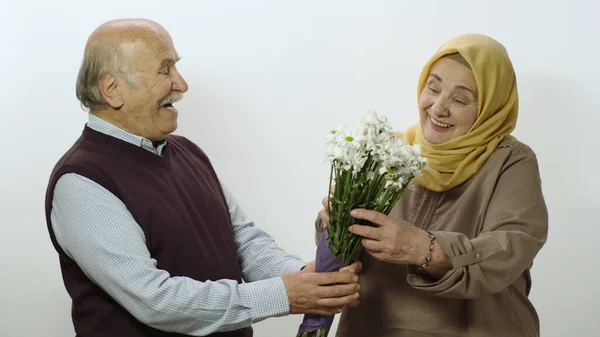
418, 57, 478, 144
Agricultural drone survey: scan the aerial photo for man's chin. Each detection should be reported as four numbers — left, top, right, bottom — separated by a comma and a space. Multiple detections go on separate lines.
160, 121, 178, 136
157, 108, 178, 132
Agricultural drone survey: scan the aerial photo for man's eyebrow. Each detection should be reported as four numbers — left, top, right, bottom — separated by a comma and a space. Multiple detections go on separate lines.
159, 57, 182, 68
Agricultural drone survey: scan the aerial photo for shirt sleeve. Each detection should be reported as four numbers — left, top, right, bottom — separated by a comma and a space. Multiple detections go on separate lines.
50, 173, 291, 336
220, 184, 306, 280
406, 154, 549, 299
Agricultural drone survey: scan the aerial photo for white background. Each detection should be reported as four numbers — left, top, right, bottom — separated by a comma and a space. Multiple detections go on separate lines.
1, 1, 598, 336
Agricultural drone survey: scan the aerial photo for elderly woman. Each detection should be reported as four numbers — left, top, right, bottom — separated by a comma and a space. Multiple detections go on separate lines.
316, 34, 548, 336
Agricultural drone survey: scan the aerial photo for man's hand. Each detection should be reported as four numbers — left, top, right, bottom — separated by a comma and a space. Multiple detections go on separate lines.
301, 260, 363, 275
300, 260, 316, 273
282, 270, 360, 315
339, 260, 362, 275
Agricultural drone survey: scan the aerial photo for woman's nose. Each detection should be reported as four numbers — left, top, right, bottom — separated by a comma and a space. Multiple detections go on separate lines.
430, 98, 449, 117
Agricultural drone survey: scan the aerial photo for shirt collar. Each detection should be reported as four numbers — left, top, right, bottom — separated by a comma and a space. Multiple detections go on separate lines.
86, 113, 168, 156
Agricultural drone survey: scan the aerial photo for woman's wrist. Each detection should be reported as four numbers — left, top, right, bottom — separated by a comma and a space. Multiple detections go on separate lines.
416, 231, 436, 270
413, 230, 452, 278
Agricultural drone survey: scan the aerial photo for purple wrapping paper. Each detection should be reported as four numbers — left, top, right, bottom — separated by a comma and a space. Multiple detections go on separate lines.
297, 230, 348, 335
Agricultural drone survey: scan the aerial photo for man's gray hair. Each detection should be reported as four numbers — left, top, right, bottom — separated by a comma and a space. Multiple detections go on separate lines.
75, 42, 136, 111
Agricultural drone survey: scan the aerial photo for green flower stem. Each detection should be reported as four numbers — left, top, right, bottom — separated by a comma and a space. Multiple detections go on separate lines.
365, 162, 383, 202
376, 188, 392, 212
383, 189, 404, 215
325, 161, 409, 266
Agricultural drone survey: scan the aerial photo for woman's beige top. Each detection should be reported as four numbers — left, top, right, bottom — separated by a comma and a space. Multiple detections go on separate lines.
315, 139, 548, 337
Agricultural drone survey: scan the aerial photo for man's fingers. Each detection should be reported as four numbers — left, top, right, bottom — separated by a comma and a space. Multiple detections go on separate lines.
315, 292, 360, 308
346, 298, 360, 308
312, 307, 345, 316
285, 271, 359, 315
349, 224, 381, 240
313, 271, 358, 286
339, 261, 363, 274
301, 260, 316, 273
316, 283, 360, 298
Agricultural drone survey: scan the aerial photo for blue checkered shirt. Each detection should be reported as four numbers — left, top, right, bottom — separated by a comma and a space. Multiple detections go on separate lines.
49, 113, 305, 335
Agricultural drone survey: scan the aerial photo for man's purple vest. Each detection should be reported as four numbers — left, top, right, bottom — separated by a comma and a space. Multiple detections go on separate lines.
44, 126, 253, 337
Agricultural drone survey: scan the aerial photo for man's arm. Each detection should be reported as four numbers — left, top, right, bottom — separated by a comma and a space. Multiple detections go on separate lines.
51, 174, 290, 335
220, 184, 306, 281
52, 174, 359, 335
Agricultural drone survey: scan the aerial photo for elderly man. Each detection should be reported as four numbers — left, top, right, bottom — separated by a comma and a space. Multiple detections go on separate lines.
44, 18, 361, 337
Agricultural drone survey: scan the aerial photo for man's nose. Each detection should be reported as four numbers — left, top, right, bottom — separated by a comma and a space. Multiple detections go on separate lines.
172, 70, 189, 93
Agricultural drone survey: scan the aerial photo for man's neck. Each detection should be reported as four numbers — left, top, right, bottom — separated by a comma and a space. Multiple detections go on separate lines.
90, 109, 169, 151
90, 109, 124, 128
90, 109, 146, 141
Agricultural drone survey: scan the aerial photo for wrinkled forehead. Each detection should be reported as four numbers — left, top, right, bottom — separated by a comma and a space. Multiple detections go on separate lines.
427, 56, 478, 91
121, 30, 179, 69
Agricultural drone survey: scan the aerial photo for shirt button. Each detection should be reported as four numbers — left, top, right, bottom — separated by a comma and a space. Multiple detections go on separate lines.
475, 253, 481, 259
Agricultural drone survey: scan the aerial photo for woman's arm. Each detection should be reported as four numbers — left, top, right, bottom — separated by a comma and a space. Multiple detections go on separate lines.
406, 154, 548, 299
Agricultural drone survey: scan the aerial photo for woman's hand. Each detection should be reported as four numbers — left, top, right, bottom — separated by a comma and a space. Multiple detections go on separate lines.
349, 209, 452, 277
348, 209, 428, 265
318, 195, 331, 228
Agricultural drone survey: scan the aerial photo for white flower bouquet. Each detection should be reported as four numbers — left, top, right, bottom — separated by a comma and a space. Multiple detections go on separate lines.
296, 111, 428, 337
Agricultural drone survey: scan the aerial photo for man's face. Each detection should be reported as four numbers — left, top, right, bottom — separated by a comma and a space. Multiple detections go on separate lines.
118, 32, 188, 142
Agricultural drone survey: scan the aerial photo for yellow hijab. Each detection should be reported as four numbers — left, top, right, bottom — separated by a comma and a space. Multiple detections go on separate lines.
401, 34, 518, 192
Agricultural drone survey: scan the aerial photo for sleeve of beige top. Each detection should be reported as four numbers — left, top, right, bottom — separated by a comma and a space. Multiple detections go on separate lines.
407, 154, 549, 299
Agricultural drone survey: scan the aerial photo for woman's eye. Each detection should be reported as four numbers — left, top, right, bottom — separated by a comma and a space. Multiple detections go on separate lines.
455, 99, 467, 105
428, 87, 439, 93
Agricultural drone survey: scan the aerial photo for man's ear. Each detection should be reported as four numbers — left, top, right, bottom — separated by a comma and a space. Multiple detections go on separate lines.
98, 72, 124, 109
